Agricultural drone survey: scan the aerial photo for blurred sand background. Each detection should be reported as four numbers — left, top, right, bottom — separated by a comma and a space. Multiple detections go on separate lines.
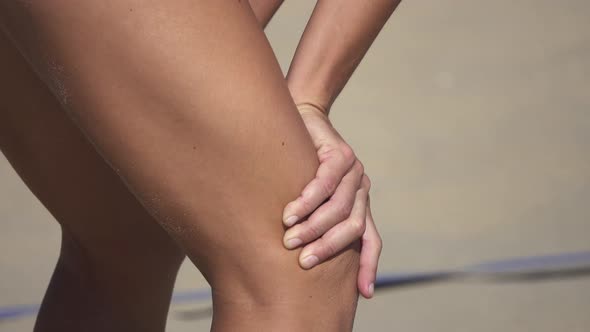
1, 0, 589, 331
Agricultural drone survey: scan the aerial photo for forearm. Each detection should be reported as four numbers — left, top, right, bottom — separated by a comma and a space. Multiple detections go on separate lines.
249, 0, 284, 28
287, 0, 400, 113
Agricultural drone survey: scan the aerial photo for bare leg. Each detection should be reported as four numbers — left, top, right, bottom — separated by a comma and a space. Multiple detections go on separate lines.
0, 32, 184, 332
1, 1, 360, 331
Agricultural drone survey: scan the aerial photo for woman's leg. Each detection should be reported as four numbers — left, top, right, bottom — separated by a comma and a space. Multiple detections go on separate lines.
0, 31, 185, 332
1, 1, 360, 331
0, 32, 184, 332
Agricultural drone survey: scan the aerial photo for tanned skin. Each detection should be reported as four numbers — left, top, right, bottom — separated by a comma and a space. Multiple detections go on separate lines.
0, 0, 397, 330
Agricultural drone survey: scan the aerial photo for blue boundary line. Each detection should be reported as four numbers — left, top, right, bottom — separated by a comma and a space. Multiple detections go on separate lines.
2, 251, 590, 321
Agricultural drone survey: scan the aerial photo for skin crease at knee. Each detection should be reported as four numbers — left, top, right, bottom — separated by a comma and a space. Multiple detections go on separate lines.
1, 2, 361, 328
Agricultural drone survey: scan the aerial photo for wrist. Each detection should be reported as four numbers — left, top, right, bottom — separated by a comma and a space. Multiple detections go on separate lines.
287, 78, 334, 116
295, 102, 329, 117
295, 102, 333, 128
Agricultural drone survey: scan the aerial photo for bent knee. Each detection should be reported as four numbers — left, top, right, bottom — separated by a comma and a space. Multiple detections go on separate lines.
209, 242, 359, 332
210, 239, 360, 309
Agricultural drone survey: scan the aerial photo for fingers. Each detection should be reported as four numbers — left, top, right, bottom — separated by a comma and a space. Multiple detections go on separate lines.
282, 144, 355, 227
297, 176, 370, 269
283, 160, 364, 249
357, 194, 382, 299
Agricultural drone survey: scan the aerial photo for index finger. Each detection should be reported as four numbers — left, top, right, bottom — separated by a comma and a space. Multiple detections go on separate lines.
282, 149, 355, 226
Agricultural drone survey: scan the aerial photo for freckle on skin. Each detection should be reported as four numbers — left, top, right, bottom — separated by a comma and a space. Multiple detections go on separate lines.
281, 141, 285, 146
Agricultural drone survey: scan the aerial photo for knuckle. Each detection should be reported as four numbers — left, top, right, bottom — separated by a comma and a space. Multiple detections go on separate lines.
320, 178, 338, 197
355, 160, 365, 175
339, 144, 356, 164
299, 196, 315, 212
361, 174, 371, 190
333, 200, 353, 220
351, 218, 366, 236
322, 240, 338, 258
304, 220, 324, 241
360, 218, 368, 236
375, 233, 383, 253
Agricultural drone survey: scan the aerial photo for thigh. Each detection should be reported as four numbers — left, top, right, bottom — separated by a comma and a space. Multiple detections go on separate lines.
0, 30, 183, 270
0, 29, 184, 329
1, 1, 359, 330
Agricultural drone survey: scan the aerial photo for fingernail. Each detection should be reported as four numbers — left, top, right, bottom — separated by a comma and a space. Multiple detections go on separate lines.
285, 238, 302, 249
300, 255, 319, 269
284, 215, 299, 227
368, 283, 374, 297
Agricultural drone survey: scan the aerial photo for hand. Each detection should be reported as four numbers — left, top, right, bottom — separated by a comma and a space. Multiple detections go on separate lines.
282, 103, 382, 298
